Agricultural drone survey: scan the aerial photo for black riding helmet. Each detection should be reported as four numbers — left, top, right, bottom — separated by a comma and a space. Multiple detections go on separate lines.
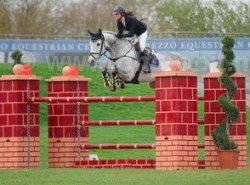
113, 6, 126, 14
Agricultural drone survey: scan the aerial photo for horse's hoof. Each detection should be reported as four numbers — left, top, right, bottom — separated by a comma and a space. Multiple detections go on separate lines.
143, 69, 151, 73
118, 82, 125, 89
110, 87, 116, 91
104, 82, 113, 89
108, 85, 116, 91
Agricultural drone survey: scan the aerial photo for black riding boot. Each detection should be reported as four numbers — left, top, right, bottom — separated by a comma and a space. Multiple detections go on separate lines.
141, 50, 151, 73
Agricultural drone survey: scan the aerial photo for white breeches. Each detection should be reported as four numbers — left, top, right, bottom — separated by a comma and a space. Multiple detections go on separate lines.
138, 31, 148, 52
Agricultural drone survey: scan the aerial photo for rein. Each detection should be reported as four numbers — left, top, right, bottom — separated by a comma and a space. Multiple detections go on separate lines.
104, 42, 137, 62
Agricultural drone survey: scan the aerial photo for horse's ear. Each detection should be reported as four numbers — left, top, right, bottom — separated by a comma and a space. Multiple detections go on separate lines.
87, 30, 94, 37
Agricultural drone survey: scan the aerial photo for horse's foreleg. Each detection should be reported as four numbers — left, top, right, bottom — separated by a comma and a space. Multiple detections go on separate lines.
101, 69, 112, 88
110, 67, 118, 92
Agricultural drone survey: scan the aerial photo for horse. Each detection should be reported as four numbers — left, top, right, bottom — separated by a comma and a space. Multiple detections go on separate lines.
88, 29, 185, 91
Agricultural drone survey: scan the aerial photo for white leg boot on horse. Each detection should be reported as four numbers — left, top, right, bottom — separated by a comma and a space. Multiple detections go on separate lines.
101, 69, 112, 89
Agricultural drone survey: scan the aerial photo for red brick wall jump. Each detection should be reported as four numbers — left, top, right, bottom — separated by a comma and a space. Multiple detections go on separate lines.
47, 76, 89, 168
0, 75, 40, 168
155, 71, 198, 170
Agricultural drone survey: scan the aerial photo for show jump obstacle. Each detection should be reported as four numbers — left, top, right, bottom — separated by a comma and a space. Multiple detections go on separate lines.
0, 64, 247, 170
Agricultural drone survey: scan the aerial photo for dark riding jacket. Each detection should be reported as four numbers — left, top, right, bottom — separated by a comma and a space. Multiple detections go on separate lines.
117, 15, 147, 37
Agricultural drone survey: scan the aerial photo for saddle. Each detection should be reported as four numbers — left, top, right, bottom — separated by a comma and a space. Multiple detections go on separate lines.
128, 37, 159, 67
125, 37, 159, 84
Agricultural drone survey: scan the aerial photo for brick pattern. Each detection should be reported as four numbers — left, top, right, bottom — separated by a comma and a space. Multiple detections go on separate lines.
49, 138, 88, 168
75, 159, 155, 169
48, 80, 89, 168
155, 136, 198, 170
205, 136, 247, 169
0, 79, 40, 168
204, 75, 247, 169
0, 137, 39, 168
155, 75, 198, 170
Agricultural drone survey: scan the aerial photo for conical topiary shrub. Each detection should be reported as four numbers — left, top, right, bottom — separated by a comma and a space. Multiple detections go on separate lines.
11, 50, 23, 64
211, 36, 240, 150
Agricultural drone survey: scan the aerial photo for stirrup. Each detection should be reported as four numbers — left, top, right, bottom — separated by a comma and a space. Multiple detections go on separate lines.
143, 68, 151, 74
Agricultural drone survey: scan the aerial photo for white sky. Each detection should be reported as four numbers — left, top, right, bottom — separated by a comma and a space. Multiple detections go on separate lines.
66, 0, 250, 2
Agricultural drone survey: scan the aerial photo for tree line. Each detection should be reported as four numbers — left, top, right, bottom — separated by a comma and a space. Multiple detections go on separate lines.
0, 0, 249, 38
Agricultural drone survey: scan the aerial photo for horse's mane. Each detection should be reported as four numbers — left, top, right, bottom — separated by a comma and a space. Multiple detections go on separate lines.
102, 30, 132, 46
102, 31, 116, 36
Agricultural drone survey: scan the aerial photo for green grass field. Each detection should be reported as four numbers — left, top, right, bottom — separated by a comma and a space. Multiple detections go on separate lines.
0, 63, 249, 185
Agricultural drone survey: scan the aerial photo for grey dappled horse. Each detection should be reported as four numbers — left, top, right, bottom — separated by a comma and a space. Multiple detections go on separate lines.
88, 29, 184, 91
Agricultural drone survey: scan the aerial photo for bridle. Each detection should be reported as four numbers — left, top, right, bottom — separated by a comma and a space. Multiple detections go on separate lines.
89, 33, 137, 62
89, 34, 106, 60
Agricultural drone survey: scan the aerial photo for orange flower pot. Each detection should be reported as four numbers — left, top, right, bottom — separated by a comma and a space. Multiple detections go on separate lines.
23, 64, 32, 75
218, 150, 239, 169
62, 66, 79, 77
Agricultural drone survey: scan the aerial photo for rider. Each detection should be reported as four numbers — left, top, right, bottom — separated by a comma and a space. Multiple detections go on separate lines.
113, 5, 151, 73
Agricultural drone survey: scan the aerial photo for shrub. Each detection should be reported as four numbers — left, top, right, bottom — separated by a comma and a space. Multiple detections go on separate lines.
211, 36, 239, 150
11, 50, 23, 64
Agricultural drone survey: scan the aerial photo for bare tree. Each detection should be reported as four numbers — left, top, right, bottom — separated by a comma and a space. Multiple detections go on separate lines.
0, 0, 63, 37
13, 0, 63, 36
62, 0, 114, 35
0, 0, 13, 34
136, 0, 160, 33
62, 0, 147, 36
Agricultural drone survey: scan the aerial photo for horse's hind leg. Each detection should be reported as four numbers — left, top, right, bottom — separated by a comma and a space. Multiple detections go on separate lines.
148, 81, 155, 88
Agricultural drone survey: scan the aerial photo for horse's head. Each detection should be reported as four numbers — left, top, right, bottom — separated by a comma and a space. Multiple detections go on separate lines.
88, 29, 106, 66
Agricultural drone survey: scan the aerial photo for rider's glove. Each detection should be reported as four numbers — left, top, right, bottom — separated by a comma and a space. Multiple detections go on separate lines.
116, 32, 123, 38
